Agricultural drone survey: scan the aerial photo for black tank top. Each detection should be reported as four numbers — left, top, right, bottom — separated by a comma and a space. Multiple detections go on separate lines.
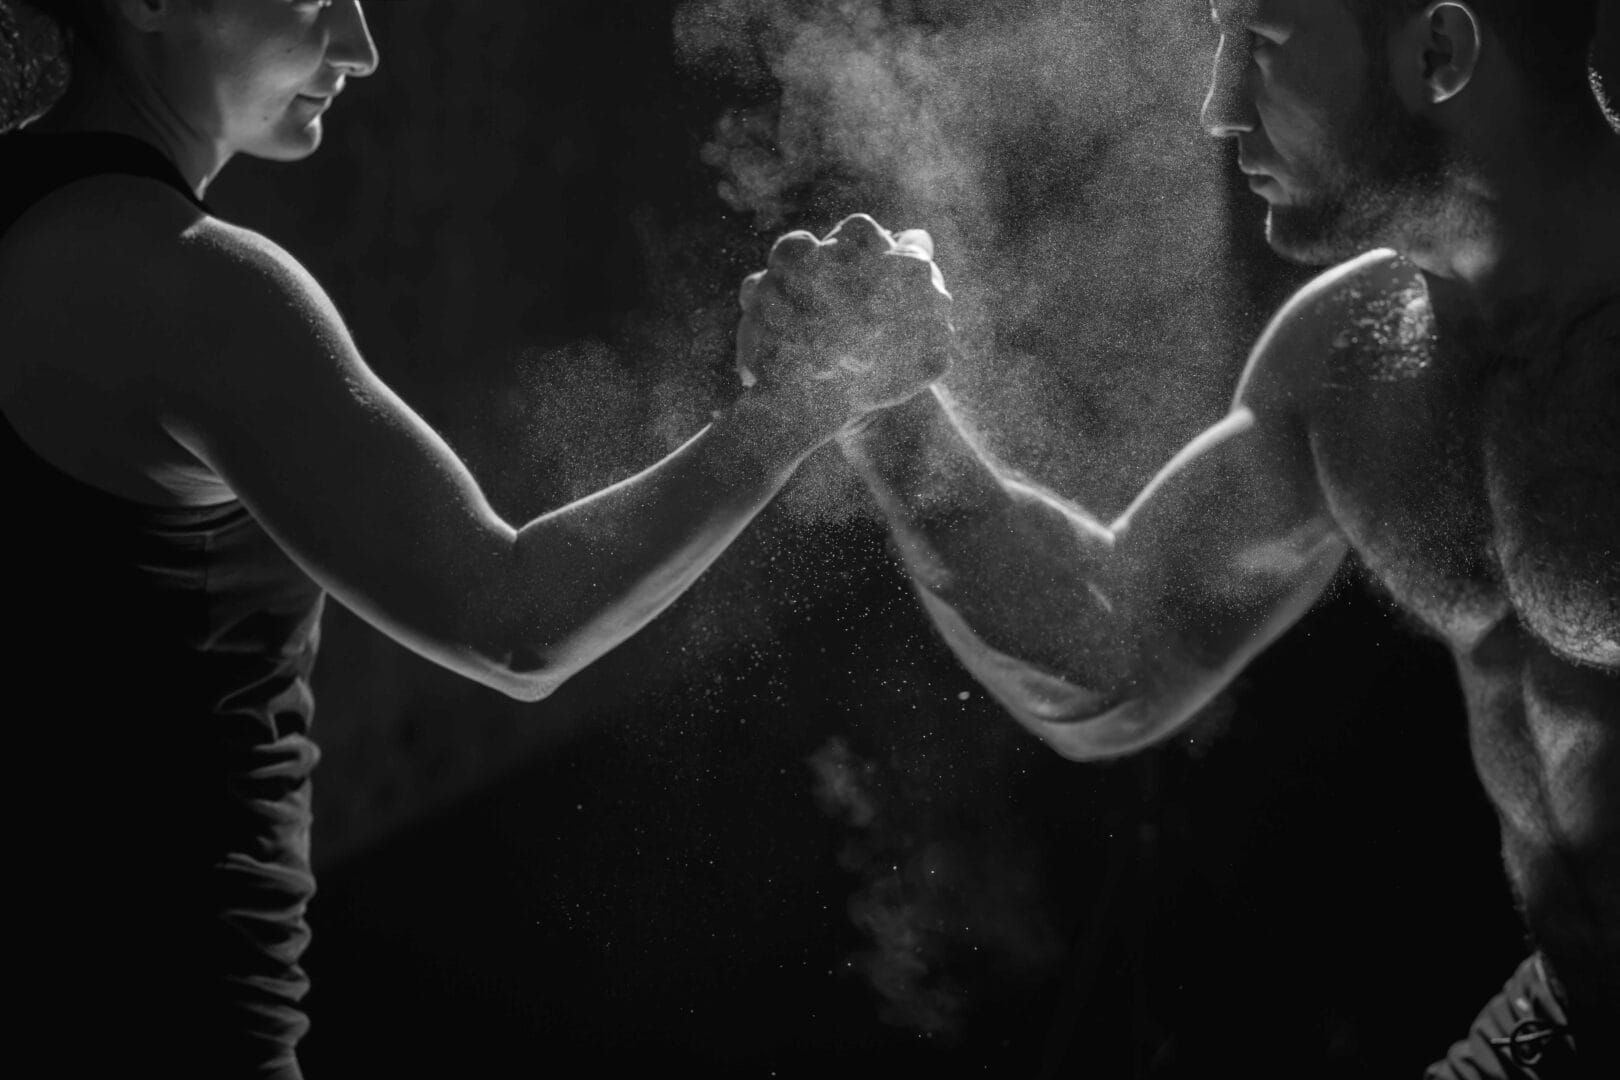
0, 131, 325, 1078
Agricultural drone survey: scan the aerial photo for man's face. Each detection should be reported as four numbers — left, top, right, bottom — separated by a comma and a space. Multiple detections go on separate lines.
1201, 0, 1449, 264
158, 0, 379, 162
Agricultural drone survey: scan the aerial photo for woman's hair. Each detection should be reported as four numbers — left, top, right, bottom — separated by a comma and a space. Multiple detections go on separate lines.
21, 0, 100, 34
0, 0, 89, 131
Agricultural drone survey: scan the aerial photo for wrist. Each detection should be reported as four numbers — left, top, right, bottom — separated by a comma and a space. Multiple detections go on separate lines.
836, 386, 940, 461
710, 388, 839, 477
739, 381, 852, 446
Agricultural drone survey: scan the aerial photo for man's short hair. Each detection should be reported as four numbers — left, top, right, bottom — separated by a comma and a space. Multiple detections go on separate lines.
1346, 0, 1601, 107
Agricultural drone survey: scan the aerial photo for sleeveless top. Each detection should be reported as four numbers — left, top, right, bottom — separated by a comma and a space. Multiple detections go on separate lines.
0, 131, 326, 1077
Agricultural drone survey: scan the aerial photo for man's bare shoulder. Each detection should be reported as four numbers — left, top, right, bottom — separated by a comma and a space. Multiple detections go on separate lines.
1234, 248, 1426, 412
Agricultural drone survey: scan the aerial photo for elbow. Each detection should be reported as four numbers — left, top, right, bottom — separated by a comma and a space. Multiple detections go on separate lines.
926, 600, 1177, 760
453, 636, 568, 703
920, 589, 1200, 759
487, 670, 560, 704
458, 613, 641, 703
1019, 694, 1188, 762
361, 588, 571, 703
481, 646, 569, 703
955, 649, 1179, 760
985, 671, 1201, 762
453, 655, 561, 703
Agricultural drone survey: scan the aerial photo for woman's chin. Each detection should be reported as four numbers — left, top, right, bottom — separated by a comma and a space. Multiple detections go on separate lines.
247, 123, 325, 163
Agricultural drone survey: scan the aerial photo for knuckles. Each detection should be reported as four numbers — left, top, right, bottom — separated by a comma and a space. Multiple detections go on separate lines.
767, 230, 821, 270
892, 228, 934, 261
748, 240, 949, 317
824, 213, 893, 252
737, 213, 956, 399
737, 269, 766, 312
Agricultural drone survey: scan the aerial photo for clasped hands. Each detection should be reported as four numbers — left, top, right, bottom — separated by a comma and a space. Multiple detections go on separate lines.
736, 213, 956, 441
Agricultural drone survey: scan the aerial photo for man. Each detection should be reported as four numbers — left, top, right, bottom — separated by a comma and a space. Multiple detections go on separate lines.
742, 0, 1616, 1074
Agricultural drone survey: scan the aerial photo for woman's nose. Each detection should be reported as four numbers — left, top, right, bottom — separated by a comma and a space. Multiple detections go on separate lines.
328, 0, 380, 79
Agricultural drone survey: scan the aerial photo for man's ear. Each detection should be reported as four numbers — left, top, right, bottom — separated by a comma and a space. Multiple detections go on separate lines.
1403, 2, 1484, 105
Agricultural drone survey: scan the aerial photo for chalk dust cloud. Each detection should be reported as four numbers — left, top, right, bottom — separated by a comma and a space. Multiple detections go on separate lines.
676, 0, 1240, 516
809, 734, 1062, 1040
487, 0, 1240, 537
660, 0, 1242, 1038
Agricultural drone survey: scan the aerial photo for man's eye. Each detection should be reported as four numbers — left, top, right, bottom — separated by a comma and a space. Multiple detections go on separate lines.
1248, 30, 1273, 53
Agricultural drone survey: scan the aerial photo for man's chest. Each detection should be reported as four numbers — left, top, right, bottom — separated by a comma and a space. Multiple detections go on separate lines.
1307, 317, 1619, 667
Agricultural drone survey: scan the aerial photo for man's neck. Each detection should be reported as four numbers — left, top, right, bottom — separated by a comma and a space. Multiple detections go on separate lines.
1401, 119, 1620, 326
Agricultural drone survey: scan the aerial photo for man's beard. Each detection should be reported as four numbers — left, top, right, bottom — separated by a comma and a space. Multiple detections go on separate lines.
1266, 77, 1454, 265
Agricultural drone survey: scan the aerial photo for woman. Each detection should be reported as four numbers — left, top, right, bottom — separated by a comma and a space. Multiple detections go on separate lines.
0, 1, 950, 1074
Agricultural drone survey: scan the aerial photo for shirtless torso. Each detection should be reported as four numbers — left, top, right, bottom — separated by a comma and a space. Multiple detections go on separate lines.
804, 241, 1620, 1065
725, 0, 1620, 1066
1303, 252, 1619, 1039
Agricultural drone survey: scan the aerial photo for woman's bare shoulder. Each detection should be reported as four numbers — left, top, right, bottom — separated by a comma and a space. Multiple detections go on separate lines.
1, 170, 350, 383
6, 172, 321, 314
0, 171, 352, 504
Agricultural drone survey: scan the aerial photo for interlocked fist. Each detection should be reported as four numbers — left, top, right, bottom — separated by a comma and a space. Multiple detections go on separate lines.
736, 213, 955, 438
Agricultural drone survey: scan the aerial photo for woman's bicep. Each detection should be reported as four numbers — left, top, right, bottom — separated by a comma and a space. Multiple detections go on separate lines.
157, 223, 513, 661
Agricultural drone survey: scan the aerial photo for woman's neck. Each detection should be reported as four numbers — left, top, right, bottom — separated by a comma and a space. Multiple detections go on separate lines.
28, 52, 226, 198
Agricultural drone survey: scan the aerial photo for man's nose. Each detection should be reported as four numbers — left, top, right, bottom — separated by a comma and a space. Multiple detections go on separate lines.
330, 0, 381, 78
1200, 36, 1256, 137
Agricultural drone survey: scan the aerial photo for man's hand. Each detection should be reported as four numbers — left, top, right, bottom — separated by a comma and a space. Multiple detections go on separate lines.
736, 213, 955, 441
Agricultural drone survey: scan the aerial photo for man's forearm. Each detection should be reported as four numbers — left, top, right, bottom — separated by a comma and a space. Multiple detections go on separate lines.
838, 386, 1140, 701
836, 381, 1350, 757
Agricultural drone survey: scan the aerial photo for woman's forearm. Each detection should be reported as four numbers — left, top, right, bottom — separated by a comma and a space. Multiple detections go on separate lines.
467, 390, 832, 698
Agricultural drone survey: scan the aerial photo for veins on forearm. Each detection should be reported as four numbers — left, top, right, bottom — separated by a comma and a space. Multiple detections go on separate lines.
845, 394, 1157, 691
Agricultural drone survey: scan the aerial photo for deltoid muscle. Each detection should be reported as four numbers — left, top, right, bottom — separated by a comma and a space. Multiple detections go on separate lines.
1329, 279, 1438, 384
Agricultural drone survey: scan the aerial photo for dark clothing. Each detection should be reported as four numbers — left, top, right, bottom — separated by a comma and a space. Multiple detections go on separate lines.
1425, 955, 1583, 1080
2, 131, 325, 1078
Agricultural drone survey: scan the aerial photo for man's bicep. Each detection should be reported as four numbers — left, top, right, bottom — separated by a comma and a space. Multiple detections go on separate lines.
943, 260, 1379, 752
1102, 388, 1347, 688
1115, 393, 1340, 587
952, 394, 1346, 757
1098, 260, 1377, 715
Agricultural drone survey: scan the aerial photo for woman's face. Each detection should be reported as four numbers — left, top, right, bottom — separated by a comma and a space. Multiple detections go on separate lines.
154, 0, 378, 161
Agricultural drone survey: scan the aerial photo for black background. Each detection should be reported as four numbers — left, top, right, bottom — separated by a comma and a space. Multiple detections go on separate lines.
192, 1, 1620, 1076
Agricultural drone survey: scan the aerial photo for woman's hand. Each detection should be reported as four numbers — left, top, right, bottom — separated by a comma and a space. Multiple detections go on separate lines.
736, 213, 955, 441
